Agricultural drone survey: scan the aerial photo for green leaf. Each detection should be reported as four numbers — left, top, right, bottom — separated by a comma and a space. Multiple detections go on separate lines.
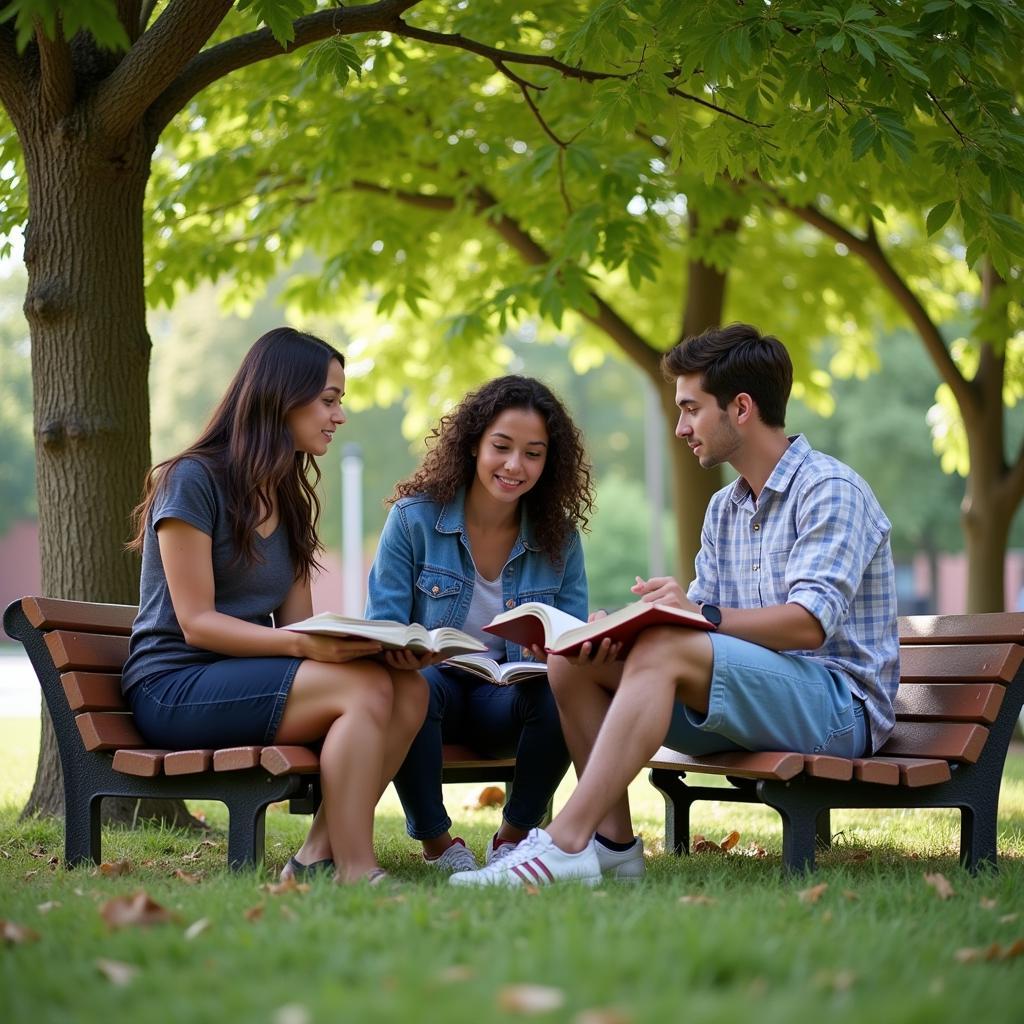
926, 200, 957, 236
0, 0, 130, 52
302, 36, 363, 89
237, 0, 307, 47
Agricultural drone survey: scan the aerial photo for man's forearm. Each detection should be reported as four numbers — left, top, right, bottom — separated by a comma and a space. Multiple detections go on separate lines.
716, 602, 825, 652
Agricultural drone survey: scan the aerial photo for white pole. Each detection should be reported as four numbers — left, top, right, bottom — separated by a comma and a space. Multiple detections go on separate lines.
341, 443, 364, 615
644, 378, 666, 577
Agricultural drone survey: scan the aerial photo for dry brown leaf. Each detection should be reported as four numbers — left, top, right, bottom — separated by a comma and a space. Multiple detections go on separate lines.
691, 835, 722, 854
719, 830, 741, 852
437, 964, 474, 984
742, 842, 768, 859
924, 872, 954, 900
273, 1004, 310, 1024
999, 913, 1019, 924
820, 909, 834, 925
28, 847, 49, 859
98, 859, 131, 878
95, 958, 138, 987
497, 984, 566, 1015
954, 941, 1021, 964
23, 870, 38, 881
831, 970, 856, 992
99, 892, 175, 930
979, 897, 998, 910
954, 947, 982, 964
36, 901, 61, 914
842, 890, 859, 902
244, 904, 265, 922
1, 920, 40, 945
465, 785, 505, 809
522, 883, 540, 896
262, 878, 310, 896
797, 883, 829, 905
172, 869, 202, 885
183, 917, 211, 941
678, 894, 716, 906
574, 1009, 633, 1024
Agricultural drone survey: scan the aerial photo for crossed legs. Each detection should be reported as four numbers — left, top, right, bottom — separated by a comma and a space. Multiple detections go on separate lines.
545, 627, 713, 854
275, 659, 428, 882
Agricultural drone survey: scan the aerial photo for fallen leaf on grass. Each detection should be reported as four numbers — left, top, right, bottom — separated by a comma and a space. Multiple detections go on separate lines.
831, 970, 856, 992
741, 842, 768, 859
262, 878, 310, 896
184, 917, 211, 941
842, 890, 859, 902
924, 873, 954, 900
691, 834, 722, 854
464, 785, 505, 809
95, 958, 138, 987
797, 883, 829, 905
955, 943, 1008, 964
574, 1009, 633, 1024
1000, 913, 1019, 924
522, 883, 540, 896
719, 831, 741, 852
244, 904, 264, 922
678, 894, 716, 906
99, 892, 176, 930
98, 859, 132, 878
36, 901, 61, 914
497, 984, 566, 1015
172, 869, 202, 885
437, 964, 474, 983
22, 870, 38, 882
272, 1004, 310, 1024
2, 920, 40, 945
979, 897, 998, 910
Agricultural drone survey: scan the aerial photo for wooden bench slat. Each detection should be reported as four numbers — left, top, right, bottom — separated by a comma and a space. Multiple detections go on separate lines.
213, 747, 261, 771
112, 749, 167, 777
45, 631, 130, 673
900, 613, 1024, 645
75, 711, 147, 751
898, 643, 1023, 683
647, 747, 804, 780
260, 746, 321, 776
23, 597, 136, 636
878, 721, 988, 763
863, 756, 952, 788
163, 749, 214, 775
894, 682, 1003, 724
61, 671, 128, 712
803, 755, 853, 781
851, 758, 900, 785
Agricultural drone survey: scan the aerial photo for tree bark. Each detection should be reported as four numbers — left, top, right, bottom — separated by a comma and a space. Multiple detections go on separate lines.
18, 109, 196, 827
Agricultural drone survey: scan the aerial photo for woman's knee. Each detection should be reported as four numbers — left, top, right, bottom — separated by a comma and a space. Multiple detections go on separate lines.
393, 670, 429, 722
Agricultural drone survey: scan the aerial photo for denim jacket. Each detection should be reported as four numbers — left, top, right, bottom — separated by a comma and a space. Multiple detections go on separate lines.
365, 491, 588, 663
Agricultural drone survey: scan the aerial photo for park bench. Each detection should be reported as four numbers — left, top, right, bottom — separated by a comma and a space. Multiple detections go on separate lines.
2, 596, 517, 871
646, 612, 1024, 872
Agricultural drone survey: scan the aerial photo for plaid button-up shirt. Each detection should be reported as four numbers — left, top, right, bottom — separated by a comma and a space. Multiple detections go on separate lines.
687, 435, 899, 753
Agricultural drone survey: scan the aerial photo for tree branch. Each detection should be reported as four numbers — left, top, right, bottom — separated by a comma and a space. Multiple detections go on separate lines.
350, 179, 663, 378
0, 21, 29, 123
35, 16, 75, 121
92, 0, 235, 140
769, 192, 978, 417
147, 0, 421, 135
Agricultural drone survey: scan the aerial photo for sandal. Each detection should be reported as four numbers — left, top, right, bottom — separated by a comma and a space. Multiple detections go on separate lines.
282, 854, 335, 882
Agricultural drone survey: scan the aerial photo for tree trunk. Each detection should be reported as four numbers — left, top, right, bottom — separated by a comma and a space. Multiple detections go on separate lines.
18, 112, 197, 828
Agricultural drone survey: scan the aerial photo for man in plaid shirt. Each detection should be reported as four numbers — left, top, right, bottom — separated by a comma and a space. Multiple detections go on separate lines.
452, 323, 899, 888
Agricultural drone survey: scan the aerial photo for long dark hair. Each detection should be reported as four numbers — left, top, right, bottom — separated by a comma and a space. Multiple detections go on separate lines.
391, 375, 594, 560
129, 327, 345, 581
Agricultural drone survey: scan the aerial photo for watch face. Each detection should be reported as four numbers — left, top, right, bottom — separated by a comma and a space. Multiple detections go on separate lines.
702, 603, 722, 627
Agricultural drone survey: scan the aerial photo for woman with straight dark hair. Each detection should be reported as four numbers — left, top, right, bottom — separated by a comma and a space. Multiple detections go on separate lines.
124, 327, 427, 885
365, 375, 594, 873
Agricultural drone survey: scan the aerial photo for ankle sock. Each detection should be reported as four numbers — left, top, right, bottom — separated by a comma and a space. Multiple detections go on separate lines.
595, 832, 637, 852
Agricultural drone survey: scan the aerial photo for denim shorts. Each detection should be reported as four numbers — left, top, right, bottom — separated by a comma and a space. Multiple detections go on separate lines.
663, 632, 869, 758
127, 657, 301, 749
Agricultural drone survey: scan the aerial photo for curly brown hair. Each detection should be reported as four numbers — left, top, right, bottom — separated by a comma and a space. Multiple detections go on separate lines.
391, 376, 594, 561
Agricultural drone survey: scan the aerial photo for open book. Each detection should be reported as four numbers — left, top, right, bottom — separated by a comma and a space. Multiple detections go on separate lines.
285, 612, 487, 658
483, 600, 714, 657
446, 654, 548, 687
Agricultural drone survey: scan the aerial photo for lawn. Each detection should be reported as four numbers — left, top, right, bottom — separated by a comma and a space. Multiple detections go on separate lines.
2, 717, 1022, 1024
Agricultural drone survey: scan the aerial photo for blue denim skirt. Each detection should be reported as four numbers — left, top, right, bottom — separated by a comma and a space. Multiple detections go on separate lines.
127, 657, 301, 749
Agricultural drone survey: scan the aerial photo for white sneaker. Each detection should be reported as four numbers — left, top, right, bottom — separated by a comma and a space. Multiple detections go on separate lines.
450, 828, 601, 888
595, 836, 646, 880
484, 834, 520, 866
425, 837, 478, 874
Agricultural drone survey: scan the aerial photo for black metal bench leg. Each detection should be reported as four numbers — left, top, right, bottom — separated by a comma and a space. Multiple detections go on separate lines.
226, 797, 269, 871
64, 789, 102, 868
816, 810, 832, 850
759, 782, 821, 873
960, 801, 998, 874
649, 769, 691, 855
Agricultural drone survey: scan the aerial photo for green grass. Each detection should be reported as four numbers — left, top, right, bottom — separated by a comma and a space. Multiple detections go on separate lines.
2, 718, 1022, 1024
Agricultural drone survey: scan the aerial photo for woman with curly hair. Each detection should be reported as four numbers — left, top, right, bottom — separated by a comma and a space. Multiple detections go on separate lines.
366, 375, 593, 873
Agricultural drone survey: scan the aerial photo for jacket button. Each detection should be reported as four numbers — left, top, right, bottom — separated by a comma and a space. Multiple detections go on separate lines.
431, 585, 440, 595
505, 599, 515, 608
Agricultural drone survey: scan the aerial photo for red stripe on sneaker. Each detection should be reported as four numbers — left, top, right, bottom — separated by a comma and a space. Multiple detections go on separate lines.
532, 857, 555, 882
511, 865, 532, 885
521, 861, 542, 883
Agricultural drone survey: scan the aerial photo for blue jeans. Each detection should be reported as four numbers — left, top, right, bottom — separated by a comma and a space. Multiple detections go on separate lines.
392, 665, 570, 840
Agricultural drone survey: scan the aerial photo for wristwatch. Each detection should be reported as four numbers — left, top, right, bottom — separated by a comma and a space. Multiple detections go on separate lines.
699, 603, 722, 627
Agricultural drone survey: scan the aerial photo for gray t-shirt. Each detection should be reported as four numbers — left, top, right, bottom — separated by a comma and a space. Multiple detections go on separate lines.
122, 458, 297, 692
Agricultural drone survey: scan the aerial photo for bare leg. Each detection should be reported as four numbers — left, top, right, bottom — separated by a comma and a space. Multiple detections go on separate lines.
547, 654, 632, 843
378, 668, 429, 796
546, 628, 714, 853
275, 658, 394, 883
